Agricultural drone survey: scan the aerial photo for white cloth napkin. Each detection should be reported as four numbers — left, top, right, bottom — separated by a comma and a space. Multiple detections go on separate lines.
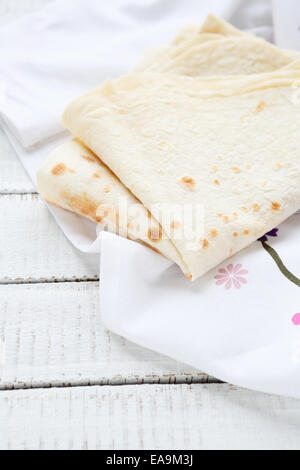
1, 0, 300, 398
272, 0, 300, 48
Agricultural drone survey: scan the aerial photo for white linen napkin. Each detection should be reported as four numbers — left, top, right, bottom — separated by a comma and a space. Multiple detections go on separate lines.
1, 0, 300, 398
272, 0, 300, 48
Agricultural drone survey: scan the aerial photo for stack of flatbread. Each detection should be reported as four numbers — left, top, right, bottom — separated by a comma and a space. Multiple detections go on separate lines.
37, 14, 300, 281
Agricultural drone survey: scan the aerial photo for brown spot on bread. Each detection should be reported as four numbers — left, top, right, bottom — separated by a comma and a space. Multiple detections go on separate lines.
104, 187, 111, 193
271, 202, 281, 212
180, 177, 196, 191
223, 216, 230, 224
214, 179, 220, 186
61, 191, 100, 222
218, 213, 223, 217
209, 229, 218, 238
253, 204, 261, 212
233, 232, 239, 237
275, 163, 282, 170
211, 165, 218, 173
93, 172, 101, 179
254, 100, 266, 114
232, 167, 241, 173
158, 141, 168, 148
170, 221, 181, 230
229, 248, 233, 256
148, 226, 162, 243
233, 212, 238, 218
52, 163, 67, 176
243, 230, 250, 235
201, 239, 209, 250
241, 207, 248, 212
81, 154, 96, 163
127, 222, 135, 231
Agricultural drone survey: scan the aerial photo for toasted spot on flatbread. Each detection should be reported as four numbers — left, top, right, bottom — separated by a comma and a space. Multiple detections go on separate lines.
254, 100, 266, 114
223, 216, 230, 223
104, 187, 111, 193
209, 229, 218, 238
275, 163, 282, 170
243, 230, 250, 235
232, 167, 241, 173
241, 206, 248, 212
81, 154, 96, 163
201, 239, 209, 250
93, 172, 101, 178
214, 179, 220, 186
158, 141, 168, 148
96, 204, 118, 225
148, 226, 162, 243
253, 204, 261, 212
233, 212, 238, 218
61, 191, 100, 221
52, 163, 67, 176
127, 222, 135, 231
233, 232, 239, 237
211, 165, 218, 173
180, 176, 196, 191
229, 248, 233, 256
170, 220, 181, 230
271, 201, 281, 211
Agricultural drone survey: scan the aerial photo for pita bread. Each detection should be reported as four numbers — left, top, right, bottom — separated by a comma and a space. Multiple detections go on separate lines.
62, 66, 300, 280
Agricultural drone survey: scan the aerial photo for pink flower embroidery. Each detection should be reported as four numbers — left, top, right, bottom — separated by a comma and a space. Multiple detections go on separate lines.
292, 313, 300, 326
214, 264, 248, 290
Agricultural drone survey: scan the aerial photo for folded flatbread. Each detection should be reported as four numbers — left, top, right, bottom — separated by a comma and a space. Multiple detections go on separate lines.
37, 16, 300, 279
38, 138, 189, 274
62, 65, 300, 280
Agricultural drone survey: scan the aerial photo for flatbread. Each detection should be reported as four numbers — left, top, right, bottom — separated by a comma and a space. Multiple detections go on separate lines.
38, 15, 300, 279
157, 36, 293, 76
37, 138, 189, 274
62, 66, 300, 280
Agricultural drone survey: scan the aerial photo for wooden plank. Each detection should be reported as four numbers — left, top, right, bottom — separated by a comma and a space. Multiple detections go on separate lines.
1, 383, 300, 450
0, 194, 99, 282
0, 129, 35, 194
0, 282, 208, 389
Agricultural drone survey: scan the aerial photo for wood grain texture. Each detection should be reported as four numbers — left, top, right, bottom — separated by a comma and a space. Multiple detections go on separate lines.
0, 194, 99, 282
0, 282, 209, 389
0, 129, 35, 194
1, 383, 300, 450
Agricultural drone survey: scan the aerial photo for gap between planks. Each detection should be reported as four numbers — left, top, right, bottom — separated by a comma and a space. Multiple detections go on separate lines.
0, 278, 99, 286
0, 375, 222, 392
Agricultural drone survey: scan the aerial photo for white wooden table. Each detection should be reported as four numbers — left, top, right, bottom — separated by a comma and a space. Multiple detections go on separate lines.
1, 0, 300, 451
